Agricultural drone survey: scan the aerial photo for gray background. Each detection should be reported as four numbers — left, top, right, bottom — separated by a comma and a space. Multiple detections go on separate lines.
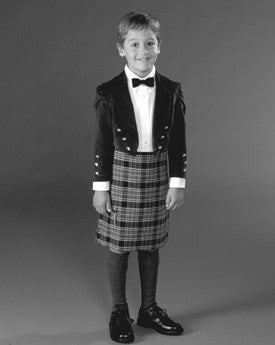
1, 0, 275, 344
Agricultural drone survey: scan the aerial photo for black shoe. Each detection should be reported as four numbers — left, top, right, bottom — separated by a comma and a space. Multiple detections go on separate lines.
109, 309, 135, 343
137, 304, 184, 336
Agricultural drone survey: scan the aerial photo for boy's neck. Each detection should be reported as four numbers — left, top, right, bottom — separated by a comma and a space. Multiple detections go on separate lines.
126, 65, 154, 78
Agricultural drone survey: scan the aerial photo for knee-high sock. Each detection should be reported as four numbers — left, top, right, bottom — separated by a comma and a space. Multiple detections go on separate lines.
138, 249, 159, 309
106, 250, 130, 312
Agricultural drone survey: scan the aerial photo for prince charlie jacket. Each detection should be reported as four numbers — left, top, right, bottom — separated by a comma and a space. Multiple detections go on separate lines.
93, 70, 187, 182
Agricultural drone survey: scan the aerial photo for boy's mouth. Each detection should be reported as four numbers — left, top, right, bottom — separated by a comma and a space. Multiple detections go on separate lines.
137, 58, 150, 61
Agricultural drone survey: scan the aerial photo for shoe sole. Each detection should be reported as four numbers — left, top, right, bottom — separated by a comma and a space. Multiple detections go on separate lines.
137, 319, 184, 336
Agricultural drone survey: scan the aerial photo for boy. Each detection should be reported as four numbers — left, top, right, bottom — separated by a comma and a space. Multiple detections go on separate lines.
93, 11, 187, 343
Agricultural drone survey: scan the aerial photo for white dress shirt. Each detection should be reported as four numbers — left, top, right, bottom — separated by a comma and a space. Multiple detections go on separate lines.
125, 64, 155, 152
93, 65, 185, 191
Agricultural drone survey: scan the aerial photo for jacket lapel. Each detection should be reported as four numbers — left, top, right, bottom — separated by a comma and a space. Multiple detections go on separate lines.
153, 72, 172, 139
112, 71, 138, 143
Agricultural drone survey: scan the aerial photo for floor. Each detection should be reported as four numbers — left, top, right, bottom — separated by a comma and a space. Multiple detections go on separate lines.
0, 196, 274, 345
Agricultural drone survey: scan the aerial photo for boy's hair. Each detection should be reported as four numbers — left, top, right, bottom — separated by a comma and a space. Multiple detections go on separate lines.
117, 11, 161, 47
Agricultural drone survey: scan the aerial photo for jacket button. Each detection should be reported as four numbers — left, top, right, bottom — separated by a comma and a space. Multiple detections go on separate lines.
161, 135, 165, 139
158, 145, 162, 150
122, 137, 127, 141
126, 146, 131, 151
95, 171, 99, 175
117, 128, 121, 132
95, 154, 99, 158
164, 126, 169, 129
95, 163, 98, 167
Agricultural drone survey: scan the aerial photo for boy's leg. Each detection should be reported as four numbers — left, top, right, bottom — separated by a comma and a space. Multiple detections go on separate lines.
138, 248, 159, 309
107, 249, 135, 343
106, 249, 130, 311
137, 248, 184, 336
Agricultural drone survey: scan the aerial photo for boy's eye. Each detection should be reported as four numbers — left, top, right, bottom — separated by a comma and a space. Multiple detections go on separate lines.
131, 43, 138, 47
148, 42, 155, 46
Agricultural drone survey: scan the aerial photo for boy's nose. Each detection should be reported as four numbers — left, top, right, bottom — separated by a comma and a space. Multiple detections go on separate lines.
139, 45, 148, 54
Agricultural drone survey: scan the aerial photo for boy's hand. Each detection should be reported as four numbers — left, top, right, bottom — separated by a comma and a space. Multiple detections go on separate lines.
93, 191, 112, 215
166, 187, 184, 210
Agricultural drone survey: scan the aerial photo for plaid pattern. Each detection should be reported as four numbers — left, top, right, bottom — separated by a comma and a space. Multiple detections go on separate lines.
96, 149, 169, 252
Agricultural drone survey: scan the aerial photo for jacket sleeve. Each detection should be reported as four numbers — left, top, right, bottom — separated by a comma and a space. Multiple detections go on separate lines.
93, 85, 114, 182
168, 83, 187, 179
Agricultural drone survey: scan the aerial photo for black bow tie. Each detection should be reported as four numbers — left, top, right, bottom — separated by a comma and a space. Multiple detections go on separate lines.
132, 77, 154, 88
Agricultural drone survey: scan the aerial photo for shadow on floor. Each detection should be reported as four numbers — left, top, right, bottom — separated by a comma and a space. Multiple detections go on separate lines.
174, 287, 275, 332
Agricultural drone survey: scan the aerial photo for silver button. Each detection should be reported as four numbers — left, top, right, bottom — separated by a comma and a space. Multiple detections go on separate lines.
183, 154, 186, 157
95, 171, 99, 175
164, 126, 168, 129
122, 137, 127, 141
126, 146, 131, 151
117, 128, 121, 132
161, 135, 165, 139
158, 145, 162, 149
95, 154, 99, 158
95, 162, 98, 167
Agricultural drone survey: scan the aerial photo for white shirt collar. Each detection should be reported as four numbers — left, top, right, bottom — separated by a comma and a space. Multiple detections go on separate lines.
124, 65, 156, 87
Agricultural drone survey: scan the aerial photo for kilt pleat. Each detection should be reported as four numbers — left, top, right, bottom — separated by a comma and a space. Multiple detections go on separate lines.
95, 149, 169, 252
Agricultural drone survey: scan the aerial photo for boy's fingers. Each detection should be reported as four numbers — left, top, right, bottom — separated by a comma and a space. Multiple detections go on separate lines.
171, 203, 178, 211
170, 202, 176, 210
96, 208, 106, 215
166, 196, 170, 209
169, 199, 183, 210
106, 201, 112, 213
166, 198, 174, 210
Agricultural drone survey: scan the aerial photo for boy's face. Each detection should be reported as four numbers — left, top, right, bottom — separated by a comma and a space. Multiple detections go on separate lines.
117, 28, 160, 78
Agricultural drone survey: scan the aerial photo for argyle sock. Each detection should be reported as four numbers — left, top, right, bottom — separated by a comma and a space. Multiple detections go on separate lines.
138, 249, 159, 309
106, 249, 130, 312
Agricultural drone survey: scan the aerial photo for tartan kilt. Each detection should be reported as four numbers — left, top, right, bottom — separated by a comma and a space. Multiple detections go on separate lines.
95, 149, 169, 252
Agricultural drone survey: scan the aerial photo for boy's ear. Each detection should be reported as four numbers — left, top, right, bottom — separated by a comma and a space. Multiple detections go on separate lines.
117, 42, 125, 57
157, 41, 161, 54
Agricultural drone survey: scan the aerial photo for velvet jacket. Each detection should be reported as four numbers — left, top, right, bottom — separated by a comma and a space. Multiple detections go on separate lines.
93, 70, 187, 182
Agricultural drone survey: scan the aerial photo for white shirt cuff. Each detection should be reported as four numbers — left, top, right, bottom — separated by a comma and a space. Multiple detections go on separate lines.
169, 177, 186, 188
93, 179, 185, 190
93, 181, 110, 191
